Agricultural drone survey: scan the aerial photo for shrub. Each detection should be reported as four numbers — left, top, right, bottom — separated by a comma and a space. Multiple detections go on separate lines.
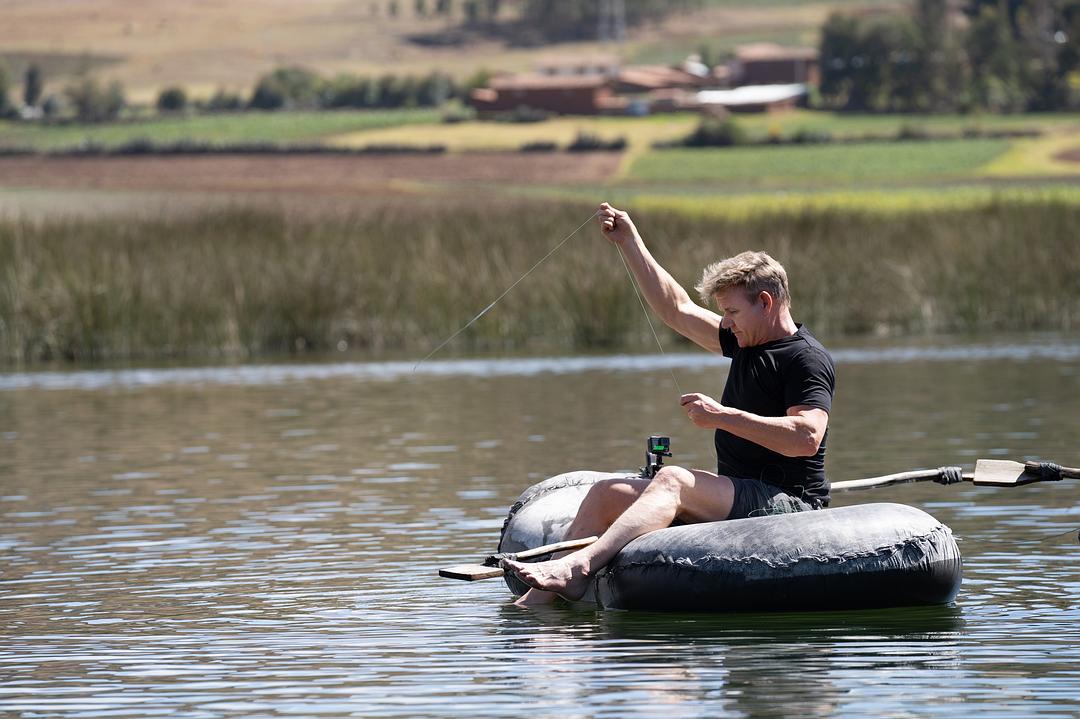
323, 75, 377, 109
41, 94, 64, 119
115, 138, 157, 155
791, 128, 833, 144
520, 141, 558, 152
441, 104, 476, 123
358, 143, 446, 154
23, 64, 43, 108
491, 105, 551, 123
0, 65, 12, 118
249, 66, 323, 111
64, 76, 126, 122
416, 71, 455, 106
897, 123, 931, 141
203, 88, 244, 112
156, 86, 188, 113
683, 116, 749, 147
566, 132, 627, 152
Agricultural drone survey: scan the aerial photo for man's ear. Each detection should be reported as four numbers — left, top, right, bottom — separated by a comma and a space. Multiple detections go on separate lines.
759, 291, 773, 311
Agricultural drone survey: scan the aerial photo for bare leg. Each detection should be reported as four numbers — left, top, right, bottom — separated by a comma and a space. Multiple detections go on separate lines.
514, 476, 649, 606
504, 467, 735, 602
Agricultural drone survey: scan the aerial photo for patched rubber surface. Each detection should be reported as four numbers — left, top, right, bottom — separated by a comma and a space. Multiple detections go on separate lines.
499, 472, 963, 611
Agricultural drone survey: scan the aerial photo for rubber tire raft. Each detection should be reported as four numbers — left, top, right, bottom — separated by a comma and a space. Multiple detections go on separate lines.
498, 471, 963, 611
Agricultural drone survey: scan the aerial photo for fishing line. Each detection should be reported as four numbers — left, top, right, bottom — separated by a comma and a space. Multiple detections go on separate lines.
616, 246, 682, 394
414, 211, 600, 370
1037, 525, 1080, 544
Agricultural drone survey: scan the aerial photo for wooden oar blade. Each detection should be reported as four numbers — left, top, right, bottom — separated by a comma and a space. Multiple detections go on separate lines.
973, 459, 1037, 486
438, 535, 599, 583
438, 563, 505, 581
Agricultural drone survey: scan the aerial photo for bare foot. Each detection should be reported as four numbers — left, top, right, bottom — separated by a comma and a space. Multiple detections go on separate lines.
512, 588, 559, 607
501, 556, 591, 601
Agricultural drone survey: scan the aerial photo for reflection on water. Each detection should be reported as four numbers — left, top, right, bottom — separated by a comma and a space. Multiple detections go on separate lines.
1, 339, 1078, 717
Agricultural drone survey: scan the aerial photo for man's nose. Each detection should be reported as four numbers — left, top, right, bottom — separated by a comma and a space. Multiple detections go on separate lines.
720, 315, 731, 329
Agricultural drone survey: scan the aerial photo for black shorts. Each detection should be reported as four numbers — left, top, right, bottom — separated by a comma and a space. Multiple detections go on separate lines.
728, 477, 817, 520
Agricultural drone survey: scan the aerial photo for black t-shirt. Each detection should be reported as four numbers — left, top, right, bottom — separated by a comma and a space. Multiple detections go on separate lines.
715, 324, 835, 506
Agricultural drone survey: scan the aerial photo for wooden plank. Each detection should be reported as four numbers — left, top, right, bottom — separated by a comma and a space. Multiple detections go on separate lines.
972, 459, 1079, 486
439, 564, 505, 581
973, 459, 1031, 486
508, 535, 598, 562
832, 469, 970, 492
439, 535, 599, 582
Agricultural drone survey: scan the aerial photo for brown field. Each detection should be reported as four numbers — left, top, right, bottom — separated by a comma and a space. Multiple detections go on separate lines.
0, 0, 892, 102
1056, 147, 1080, 163
0, 151, 621, 195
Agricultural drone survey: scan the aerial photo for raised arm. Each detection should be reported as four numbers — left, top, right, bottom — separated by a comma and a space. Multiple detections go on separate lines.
598, 203, 722, 353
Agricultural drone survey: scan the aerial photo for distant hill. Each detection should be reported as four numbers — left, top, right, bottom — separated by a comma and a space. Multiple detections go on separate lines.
0, 0, 900, 102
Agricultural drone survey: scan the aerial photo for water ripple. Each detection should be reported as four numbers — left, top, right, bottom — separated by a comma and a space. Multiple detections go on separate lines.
3, 340, 1080, 391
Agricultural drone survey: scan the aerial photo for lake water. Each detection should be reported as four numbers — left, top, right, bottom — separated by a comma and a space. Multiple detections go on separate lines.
1, 338, 1078, 718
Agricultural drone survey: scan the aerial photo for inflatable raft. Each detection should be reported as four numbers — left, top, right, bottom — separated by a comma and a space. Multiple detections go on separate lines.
499, 471, 963, 612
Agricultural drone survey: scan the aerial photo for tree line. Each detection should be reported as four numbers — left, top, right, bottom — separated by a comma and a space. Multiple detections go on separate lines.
4, 0, 1079, 122
247, 67, 464, 111
819, 0, 1080, 112
0, 63, 473, 123
373, 0, 703, 36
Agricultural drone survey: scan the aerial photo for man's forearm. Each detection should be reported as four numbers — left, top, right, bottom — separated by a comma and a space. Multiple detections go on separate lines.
714, 408, 823, 458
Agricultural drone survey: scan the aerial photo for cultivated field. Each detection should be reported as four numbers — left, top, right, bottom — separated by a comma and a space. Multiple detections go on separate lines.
628, 139, 1013, 186
0, 151, 623, 195
0, 109, 442, 150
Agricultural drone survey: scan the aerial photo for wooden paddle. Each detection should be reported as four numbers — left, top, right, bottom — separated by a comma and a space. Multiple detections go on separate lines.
438, 535, 599, 581
972, 459, 1080, 486
832, 467, 971, 492
831, 460, 1078, 491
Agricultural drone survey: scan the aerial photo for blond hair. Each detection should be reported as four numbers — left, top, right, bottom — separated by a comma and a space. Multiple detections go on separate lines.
695, 250, 790, 308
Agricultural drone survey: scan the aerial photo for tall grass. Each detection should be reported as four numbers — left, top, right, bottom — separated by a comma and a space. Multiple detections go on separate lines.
1, 198, 1078, 364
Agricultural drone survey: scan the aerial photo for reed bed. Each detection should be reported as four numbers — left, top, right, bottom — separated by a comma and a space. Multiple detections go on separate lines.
1, 198, 1077, 364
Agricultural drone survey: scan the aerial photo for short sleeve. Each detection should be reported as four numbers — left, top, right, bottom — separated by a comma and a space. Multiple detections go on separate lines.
784, 348, 835, 413
718, 326, 739, 358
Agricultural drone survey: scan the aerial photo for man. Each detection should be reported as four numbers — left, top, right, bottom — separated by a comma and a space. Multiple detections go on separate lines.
503, 202, 836, 606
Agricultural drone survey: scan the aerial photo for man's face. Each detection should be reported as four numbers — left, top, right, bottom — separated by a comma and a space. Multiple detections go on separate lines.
715, 287, 768, 348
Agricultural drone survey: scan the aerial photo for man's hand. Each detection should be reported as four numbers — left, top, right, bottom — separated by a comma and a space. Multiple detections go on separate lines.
680, 393, 727, 429
597, 202, 638, 247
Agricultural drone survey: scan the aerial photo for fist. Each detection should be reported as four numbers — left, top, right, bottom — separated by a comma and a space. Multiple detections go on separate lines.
680, 392, 725, 429
597, 202, 634, 243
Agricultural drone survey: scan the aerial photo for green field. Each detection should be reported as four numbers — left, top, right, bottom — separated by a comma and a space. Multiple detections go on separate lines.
729, 110, 1080, 137
627, 139, 1013, 186
519, 184, 1080, 220
0, 109, 442, 150
332, 110, 1080, 150
6, 109, 1079, 154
